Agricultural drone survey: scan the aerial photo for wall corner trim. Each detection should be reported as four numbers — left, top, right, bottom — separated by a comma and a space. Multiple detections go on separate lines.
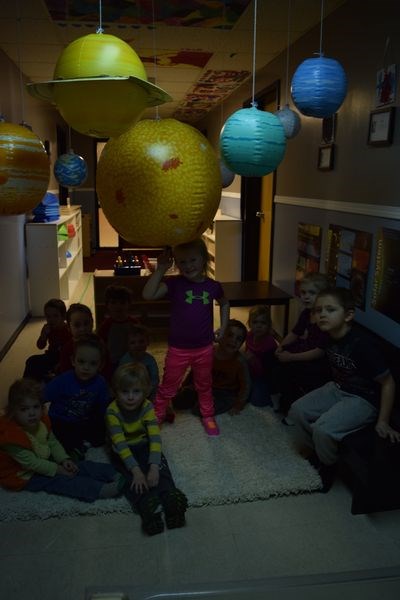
274, 195, 400, 220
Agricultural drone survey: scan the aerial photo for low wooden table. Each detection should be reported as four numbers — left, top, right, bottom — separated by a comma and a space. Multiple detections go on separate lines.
94, 271, 292, 335
222, 280, 292, 335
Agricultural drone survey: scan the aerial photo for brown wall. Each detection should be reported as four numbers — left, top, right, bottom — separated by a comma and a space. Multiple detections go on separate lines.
198, 0, 400, 207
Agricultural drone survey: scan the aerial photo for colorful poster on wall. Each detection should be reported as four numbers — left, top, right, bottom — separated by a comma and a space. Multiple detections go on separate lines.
295, 223, 322, 296
371, 227, 400, 324
376, 64, 397, 106
326, 225, 372, 310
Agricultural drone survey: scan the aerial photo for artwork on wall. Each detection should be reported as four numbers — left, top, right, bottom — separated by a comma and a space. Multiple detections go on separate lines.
376, 64, 396, 106
367, 106, 396, 146
317, 143, 334, 171
326, 225, 372, 310
295, 223, 322, 296
371, 227, 400, 324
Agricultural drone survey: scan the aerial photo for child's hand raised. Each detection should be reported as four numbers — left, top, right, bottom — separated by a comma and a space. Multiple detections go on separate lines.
146, 463, 160, 488
131, 466, 148, 493
156, 247, 173, 272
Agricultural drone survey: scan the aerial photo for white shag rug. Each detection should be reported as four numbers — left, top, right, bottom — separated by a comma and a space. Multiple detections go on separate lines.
0, 406, 321, 521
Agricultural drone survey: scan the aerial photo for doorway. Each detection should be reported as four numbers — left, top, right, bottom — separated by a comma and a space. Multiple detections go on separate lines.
241, 83, 280, 281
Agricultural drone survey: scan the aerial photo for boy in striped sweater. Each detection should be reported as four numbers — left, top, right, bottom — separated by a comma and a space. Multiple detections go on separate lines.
106, 363, 187, 535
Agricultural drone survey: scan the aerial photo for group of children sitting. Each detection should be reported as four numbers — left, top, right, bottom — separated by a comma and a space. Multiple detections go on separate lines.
1, 238, 399, 534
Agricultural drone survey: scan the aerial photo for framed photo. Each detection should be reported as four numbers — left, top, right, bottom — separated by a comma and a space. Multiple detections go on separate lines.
317, 143, 335, 171
367, 107, 396, 146
322, 114, 337, 143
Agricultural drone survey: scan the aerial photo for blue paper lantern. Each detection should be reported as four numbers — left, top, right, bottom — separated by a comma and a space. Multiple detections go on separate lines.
274, 104, 301, 139
54, 150, 88, 187
220, 159, 235, 188
291, 55, 347, 118
220, 106, 286, 177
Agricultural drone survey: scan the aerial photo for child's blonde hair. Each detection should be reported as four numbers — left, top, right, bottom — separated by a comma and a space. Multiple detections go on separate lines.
112, 363, 152, 399
300, 272, 329, 293
248, 305, 272, 331
6, 378, 43, 418
173, 238, 209, 275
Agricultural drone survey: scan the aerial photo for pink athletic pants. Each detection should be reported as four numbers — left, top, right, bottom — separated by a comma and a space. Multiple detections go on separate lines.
154, 344, 214, 420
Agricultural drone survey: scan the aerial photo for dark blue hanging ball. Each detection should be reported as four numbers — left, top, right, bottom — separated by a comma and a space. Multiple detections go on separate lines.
291, 55, 348, 118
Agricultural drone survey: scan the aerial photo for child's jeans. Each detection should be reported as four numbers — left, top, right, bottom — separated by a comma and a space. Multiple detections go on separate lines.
155, 344, 214, 421
289, 382, 378, 465
25, 460, 117, 502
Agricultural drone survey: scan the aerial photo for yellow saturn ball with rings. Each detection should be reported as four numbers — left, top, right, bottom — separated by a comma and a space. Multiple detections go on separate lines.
27, 32, 171, 138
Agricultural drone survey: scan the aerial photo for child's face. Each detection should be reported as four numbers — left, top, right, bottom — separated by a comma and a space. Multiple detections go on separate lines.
128, 333, 148, 357
45, 307, 65, 329
116, 381, 145, 412
249, 315, 270, 338
314, 294, 353, 338
174, 250, 205, 282
13, 397, 42, 432
69, 311, 93, 339
299, 283, 320, 309
72, 345, 102, 381
107, 298, 130, 322
219, 326, 245, 354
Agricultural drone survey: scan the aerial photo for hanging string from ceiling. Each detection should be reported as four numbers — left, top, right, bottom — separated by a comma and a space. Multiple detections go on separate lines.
274, 0, 301, 138
96, 0, 103, 33
318, 0, 325, 55
250, 0, 258, 107
151, 0, 160, 119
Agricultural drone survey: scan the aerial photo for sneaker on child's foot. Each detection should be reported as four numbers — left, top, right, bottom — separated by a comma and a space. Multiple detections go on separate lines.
202, 417, 220, 436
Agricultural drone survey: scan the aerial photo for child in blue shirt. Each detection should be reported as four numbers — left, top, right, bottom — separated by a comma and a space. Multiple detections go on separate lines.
45, 334, 110, 457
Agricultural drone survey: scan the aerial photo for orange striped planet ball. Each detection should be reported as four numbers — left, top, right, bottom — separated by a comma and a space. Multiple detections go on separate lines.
0, 123, 50, 215
96, 119, 221, 247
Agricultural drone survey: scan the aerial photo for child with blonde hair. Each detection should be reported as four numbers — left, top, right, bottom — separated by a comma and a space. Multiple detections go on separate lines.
245, 305, 278, 407
0, 379, 124, 501
107, 363, 187, 535
275, 272, 331, 419
143, 239, 230, 436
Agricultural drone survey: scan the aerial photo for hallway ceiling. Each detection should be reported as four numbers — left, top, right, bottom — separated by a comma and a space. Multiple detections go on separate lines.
0, 0, 346, 123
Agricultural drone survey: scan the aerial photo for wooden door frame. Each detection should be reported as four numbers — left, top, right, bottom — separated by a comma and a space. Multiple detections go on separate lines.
241, 81, 281, 281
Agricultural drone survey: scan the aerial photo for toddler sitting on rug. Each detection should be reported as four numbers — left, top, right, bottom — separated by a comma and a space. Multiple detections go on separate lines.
0, 378, 124, 502
106, 363, 188, 536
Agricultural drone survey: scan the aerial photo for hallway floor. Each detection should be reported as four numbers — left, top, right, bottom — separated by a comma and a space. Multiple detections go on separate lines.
0, 275, 399, 599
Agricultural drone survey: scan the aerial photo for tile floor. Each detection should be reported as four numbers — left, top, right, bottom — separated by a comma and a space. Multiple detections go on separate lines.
0, 274, 399, 599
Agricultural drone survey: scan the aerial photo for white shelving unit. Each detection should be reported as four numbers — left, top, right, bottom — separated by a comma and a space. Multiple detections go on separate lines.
203, 210, 242, 282
26, 206, 83, 316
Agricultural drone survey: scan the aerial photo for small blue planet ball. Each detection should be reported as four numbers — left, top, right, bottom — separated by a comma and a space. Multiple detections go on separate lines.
274, 104, 301, 139
54, 150, 88, 187
220, 159, 235, 188
291, 55, 348, 118
220, 106, 286, 177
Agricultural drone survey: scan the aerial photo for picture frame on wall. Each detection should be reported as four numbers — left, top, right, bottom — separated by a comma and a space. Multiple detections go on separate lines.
367, 106, 396, 146
317, 143, 335, 171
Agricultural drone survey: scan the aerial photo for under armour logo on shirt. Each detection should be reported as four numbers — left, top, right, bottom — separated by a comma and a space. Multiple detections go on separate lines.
185, 290, 210, 305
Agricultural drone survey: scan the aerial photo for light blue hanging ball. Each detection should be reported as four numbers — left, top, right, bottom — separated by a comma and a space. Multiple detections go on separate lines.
274, 104, 302, 139
54, 150, 88, 187
220, 158, 235, 188
291, 55, 348, 118
220, 106, 286, 177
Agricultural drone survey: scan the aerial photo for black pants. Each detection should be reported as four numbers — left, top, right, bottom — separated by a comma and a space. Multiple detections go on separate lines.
110, 443, 176, 513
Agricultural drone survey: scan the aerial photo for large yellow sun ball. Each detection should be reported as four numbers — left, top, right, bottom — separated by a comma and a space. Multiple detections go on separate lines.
96, 119, 222, 247
0, 123, 50, 215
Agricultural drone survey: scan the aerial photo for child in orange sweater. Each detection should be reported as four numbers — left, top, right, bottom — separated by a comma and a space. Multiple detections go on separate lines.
0, 379, 124, 502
